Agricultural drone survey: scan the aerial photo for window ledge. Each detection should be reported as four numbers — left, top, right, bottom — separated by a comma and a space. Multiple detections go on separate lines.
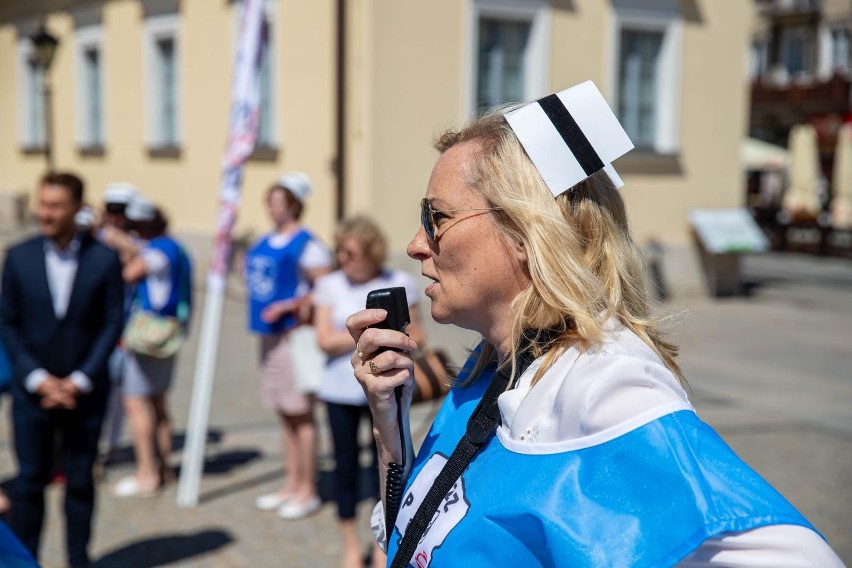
20, 145, 47, 156
78, 145, 106, 157
613, 151, 682, 175
248, 144, 279, 162
147, 145, 182, 159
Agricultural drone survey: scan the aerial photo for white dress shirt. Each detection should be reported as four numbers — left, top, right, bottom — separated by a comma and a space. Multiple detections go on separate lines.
24, 235, 94, 394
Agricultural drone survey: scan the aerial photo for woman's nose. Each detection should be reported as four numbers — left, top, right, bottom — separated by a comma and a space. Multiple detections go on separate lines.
407, 225, 430, 260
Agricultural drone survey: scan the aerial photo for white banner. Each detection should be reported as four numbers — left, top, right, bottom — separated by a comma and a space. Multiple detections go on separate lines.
209, 0, 266, 289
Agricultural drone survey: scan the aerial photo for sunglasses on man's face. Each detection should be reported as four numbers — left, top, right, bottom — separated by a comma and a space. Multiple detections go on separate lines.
419, 198, 502, 242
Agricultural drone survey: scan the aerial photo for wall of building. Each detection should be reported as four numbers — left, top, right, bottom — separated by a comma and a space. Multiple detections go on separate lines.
0, 0, 337, 251
0, 0, 752, 296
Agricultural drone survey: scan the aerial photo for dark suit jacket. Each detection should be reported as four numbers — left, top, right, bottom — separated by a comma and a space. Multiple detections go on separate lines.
0, 234, 124, 403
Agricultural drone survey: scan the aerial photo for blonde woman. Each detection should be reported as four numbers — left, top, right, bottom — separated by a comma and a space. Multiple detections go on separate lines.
346, 84, 842, 567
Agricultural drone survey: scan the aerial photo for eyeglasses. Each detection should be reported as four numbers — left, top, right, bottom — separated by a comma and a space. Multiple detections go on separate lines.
420, 198, 502, 242
335, 246, 363, 261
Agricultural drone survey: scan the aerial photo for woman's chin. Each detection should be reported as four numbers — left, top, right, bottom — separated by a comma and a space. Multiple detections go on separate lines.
429, 303, 453, 325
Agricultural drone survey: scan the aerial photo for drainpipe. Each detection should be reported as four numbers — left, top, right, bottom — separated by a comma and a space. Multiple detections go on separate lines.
335, 0, 346, 221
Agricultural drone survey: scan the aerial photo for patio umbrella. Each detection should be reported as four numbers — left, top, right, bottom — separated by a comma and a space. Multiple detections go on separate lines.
782, 123, 822, 218
830, 122, 852, 230
741, 137, 788, 171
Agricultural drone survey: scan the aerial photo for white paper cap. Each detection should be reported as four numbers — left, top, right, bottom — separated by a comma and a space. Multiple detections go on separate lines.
505, 81, 633, 195
125, 194, 157, 222
104, 182, 139, 205
277, 172, 313, 203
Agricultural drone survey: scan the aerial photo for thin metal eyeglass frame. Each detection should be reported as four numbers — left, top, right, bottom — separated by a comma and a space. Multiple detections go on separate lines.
420, 198, 502, 242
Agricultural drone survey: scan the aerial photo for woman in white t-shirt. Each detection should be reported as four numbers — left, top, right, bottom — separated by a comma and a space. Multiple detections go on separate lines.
314, 217, 423, 568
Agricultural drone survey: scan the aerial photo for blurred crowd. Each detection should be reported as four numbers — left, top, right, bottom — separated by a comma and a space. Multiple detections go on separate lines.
0, 170, 431, 568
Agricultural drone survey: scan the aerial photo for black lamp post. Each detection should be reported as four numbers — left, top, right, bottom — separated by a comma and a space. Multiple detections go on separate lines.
29, 23, 59, 172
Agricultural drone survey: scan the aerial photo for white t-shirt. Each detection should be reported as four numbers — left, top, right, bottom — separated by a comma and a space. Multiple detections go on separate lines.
141, 247, 171, 310
313, 269, 420, 405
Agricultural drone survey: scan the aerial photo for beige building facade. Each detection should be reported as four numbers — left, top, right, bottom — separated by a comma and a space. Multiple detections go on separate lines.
0, 0, 750, 292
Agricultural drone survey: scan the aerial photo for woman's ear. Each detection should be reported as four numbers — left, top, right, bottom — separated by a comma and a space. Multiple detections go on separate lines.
513, 238, 527, 264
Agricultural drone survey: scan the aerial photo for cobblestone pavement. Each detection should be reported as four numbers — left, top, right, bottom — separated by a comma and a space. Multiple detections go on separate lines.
0, 251, 850, 567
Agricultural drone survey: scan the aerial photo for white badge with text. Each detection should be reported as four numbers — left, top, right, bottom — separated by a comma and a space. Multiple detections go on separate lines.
394, 453, 470, 568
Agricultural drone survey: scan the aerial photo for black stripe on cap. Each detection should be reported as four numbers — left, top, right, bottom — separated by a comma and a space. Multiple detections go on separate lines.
537, 93, 604, 176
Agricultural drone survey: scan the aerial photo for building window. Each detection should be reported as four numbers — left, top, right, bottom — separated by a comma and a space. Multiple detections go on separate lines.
75, 23, 105, 150
156, 37, 178, 144
82, 48, 103, 144
144, 14, 180, 150
611, 2, 683, 154
751, 38, 769, 80
256, 17, 275, 147
477, 19, 531, 112
469, 0, 549, 117
17, 39, 46, 149
830, 28, 850, 75
618, 30, 663, 149
779, 25, 815, 78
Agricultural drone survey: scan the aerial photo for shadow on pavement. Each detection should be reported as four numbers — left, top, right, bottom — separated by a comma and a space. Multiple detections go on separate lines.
200, 448, 262, 474
94, 528, 233, 567
102, 429, 225, 469
197, 467, 281, 505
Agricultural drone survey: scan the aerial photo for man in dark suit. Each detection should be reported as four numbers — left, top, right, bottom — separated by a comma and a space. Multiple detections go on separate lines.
0, 172, 124, 568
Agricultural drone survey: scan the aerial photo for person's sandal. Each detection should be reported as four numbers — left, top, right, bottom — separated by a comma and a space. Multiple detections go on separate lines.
255, 492, 293, 511
277, 495, 321, 519
111, 475, 160, 498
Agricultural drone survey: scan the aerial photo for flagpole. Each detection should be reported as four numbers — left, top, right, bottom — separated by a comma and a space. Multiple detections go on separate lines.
176, 276, 225, 507
177, 0, 265, 508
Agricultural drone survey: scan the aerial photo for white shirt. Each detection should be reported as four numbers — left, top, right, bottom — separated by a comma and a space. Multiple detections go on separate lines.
25, 235, 93, 394
140, 246, 171, 310
313, 269, 420, 405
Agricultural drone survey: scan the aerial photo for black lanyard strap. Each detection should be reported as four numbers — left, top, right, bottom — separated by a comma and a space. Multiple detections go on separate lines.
390, 348, 537, 568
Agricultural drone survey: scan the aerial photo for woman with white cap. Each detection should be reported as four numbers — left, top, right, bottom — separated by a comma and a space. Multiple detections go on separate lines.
246, 173, 331, 519
97, 182, 141, 264
113, 195, 192, 498
345, 83, 844, 567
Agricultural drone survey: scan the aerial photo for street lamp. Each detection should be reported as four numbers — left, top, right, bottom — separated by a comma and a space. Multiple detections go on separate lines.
29, 23, 59, 172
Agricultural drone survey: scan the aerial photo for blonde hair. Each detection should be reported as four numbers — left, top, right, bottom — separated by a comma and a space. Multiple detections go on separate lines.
435, 109, 684, 386
335, 215, 388, 269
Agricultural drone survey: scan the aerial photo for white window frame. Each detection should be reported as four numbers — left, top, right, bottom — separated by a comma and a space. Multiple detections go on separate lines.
75, 24, 105, 148
16, 31, 46, 150
829, 26, 850, 77
231, 0, 278, 148
609, 2, 683, 155
751, 37, 769, 80
465, 0, 550, 118
778, 24, 815, 81
144, 13, 181, 148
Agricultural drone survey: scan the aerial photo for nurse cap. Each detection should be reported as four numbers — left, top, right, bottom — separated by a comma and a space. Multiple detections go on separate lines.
277, 172, 313, 204
505, 81, 633, 195
104, 182, 139, 205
